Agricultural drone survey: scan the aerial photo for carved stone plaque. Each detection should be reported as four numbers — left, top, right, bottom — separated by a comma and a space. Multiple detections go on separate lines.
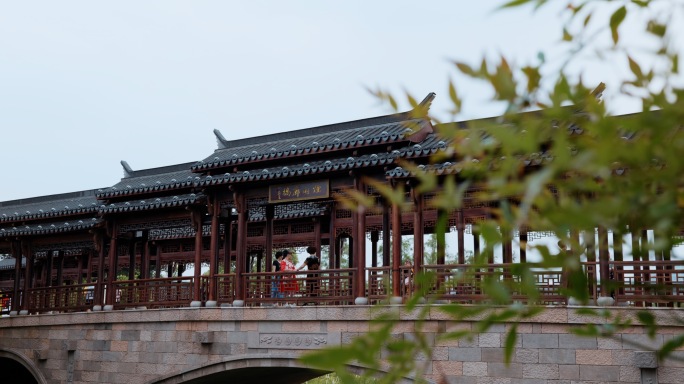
248, 332, 340, 350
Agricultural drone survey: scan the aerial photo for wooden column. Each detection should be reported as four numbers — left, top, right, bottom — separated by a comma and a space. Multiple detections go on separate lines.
502, 230, 513, 264
329, 203, 337, 269
224, 218, 233, 273
370, 231, 379, 268
412, 187, 424, 273
127, 237, 136, 281
56, 251, 64, 286
519, 228, 528, 263
457, 210, 465, 264
473, 227, 480, 259
155, 244, 162, 278
436, 209, 447, 265
11, 240, 22, 312
45, 250, 53, 287
382, 200, 391, 267
264, 205, 274, 277
598, 226, 610, 297
391, 202, 402, 297
21, 241, 33, 311
234, 192, 247, 301
354, 178, 366, 299
140, 233, 149, 280
208, 198, 220, 302
192, 209, 203, 303
95, 232, 106, 307
314, 217, 322, 258
105, 225, 119, 306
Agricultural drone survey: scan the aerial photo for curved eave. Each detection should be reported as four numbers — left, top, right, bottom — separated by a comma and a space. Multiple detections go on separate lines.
0, 206, 100, 224
100, 194, 205, 214
192, 119, 433, 172
95, 181, 195, 199
196, 153, 400, 187
0, 219, 100, 238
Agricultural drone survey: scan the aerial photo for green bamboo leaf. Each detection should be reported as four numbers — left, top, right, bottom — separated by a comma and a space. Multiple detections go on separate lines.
658, 334, 684, 360
498, 0, 533, 9
504, 325, 517, 364
448, 79, 462, 114
562, 27, 572, 42
454, 61, 477, 77
636, 311, 657, 337
647, 20, 667, 37
627, 56, 644, 79
609, 6, 627, 45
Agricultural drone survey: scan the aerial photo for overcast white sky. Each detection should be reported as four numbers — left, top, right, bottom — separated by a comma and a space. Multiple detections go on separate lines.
1, 1, 682, 202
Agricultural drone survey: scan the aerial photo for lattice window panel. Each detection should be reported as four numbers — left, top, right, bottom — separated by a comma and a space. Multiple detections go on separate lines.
336, 209, 352, 219
63, 257, 79, 269
120, 219, 192, 233
366, 225, 383, 233
249, 206, 266, 222
272, 241, 314, 250
292, 223, 314, 234
517, 231, 557, 240
149, 225, 196, 240
274, 224, 289, 235
247, 226, 265, 238
401, 222, 413, 233
275, 201, 328, 218
366, 230, 386, 240
247, 244, 265, 252
463, 188, 493, 209
366, 206, 384, 216
34, 241, 94, 255
335, 227, 352, 237
162, 244, 180, 253
182, 243, 195, 252
248, 197, 268, 207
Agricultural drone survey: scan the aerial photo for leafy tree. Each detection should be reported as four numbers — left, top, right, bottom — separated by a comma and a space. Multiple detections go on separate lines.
303, 1, 684, 382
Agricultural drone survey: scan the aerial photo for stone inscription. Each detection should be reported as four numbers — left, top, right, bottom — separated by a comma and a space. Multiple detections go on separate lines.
258, 333, 328, 350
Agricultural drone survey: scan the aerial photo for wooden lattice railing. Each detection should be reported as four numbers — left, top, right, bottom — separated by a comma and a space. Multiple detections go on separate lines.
13, 260, 684, 313
112, 276, 194, 309
243, 268, 355, 307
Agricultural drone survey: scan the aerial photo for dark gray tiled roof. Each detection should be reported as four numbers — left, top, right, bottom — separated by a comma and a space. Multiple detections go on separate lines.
100, 193, 204, 214
385, 150, 554, 178
197, 152, 400, 186
0, 218, 100, 238
195, 132, 448, 186
95, 162, 197, 199
0, 190, 100, 224
193, 117, 432, 172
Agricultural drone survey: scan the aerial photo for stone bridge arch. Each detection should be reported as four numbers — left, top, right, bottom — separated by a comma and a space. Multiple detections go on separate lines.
148, 354, 419, 384
0, 348, 47, 384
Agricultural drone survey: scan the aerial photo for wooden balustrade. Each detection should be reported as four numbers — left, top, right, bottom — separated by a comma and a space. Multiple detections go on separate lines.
243, 268, 355, 307
111, 276, 194, 309
11, 261, 684, 314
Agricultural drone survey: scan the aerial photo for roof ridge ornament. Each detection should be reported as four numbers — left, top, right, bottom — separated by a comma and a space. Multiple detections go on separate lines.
214, 129, 228, 149
120, 161, 134, 178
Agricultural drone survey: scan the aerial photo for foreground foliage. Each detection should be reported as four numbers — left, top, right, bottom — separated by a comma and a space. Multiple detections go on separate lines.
302, 1, 684, 383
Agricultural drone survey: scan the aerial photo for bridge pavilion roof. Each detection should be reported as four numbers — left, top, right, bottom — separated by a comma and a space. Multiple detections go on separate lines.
0, 190, 102, 240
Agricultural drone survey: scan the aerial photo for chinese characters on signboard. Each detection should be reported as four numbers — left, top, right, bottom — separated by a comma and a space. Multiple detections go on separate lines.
269, 180, 329, 203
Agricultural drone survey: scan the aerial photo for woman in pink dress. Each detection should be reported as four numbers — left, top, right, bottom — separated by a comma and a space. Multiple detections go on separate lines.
279, 249, 298, 305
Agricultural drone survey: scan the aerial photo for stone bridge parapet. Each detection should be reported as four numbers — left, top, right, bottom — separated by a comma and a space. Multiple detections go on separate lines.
1, 306, 684, 384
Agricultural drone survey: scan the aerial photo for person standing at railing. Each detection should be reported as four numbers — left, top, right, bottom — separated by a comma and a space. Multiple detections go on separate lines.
403, 261, 414, 296
297, 246, 320, 304
279, 249, 298, 307
271, 251, 284, 299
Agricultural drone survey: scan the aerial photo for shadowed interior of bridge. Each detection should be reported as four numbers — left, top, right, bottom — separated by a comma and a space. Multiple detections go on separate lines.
157, 367, 330, 384
0, 357, 39, 384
